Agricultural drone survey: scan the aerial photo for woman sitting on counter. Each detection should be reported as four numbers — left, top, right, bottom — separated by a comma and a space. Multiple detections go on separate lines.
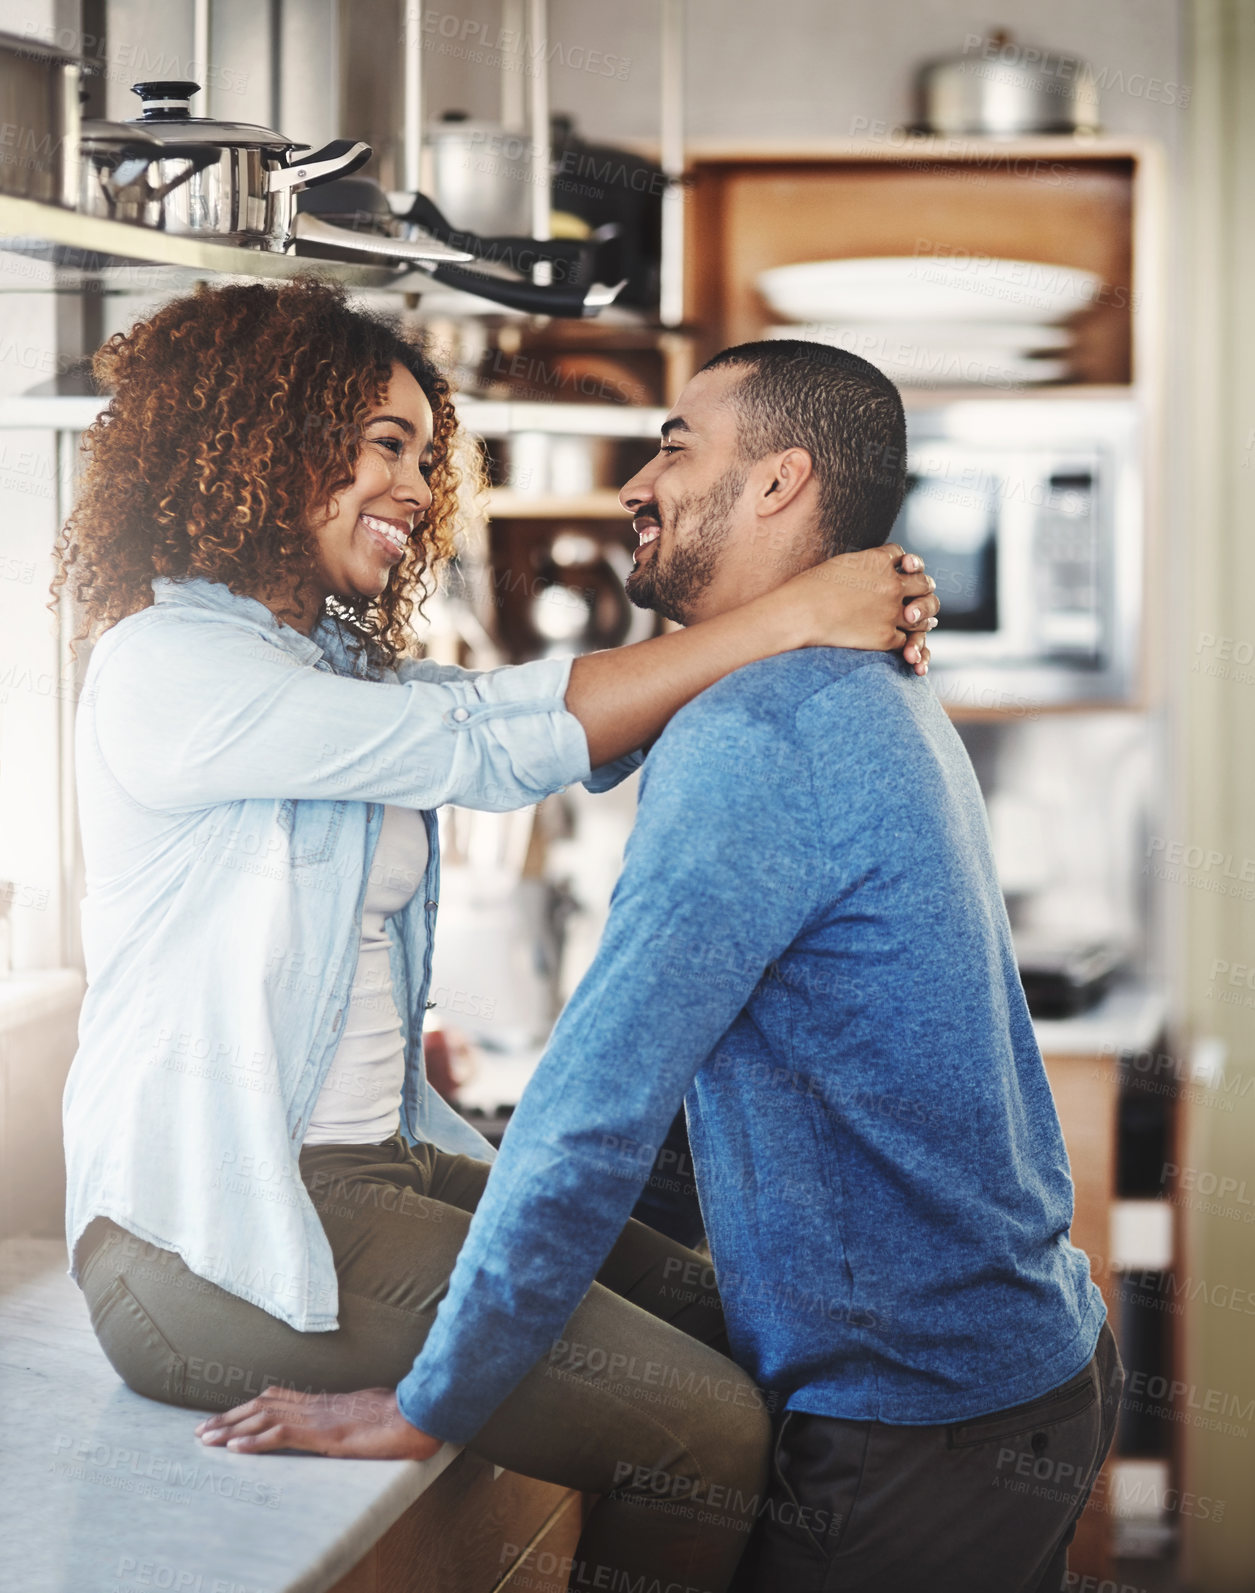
52, 278, 938, 1593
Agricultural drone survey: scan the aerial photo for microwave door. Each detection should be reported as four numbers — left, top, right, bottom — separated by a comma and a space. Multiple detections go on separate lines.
897, 449, 1007, 662
997, 452, 1042, 664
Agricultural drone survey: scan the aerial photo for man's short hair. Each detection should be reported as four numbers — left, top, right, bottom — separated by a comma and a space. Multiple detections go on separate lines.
699, 340, 908, 556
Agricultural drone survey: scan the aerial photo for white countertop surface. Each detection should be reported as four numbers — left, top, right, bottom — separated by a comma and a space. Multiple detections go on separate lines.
1031, 980, 1168, 1057
0, 1238, 461, 1593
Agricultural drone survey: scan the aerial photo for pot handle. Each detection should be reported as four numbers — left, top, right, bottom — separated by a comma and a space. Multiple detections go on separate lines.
269, 139, 372, 194
417, 262, 626, 319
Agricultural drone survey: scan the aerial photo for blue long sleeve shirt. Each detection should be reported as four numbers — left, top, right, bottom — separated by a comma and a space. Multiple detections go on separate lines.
396, 647, 1104, 1438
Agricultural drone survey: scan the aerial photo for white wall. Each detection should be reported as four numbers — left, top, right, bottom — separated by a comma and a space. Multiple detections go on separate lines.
417, 0, 1186, 153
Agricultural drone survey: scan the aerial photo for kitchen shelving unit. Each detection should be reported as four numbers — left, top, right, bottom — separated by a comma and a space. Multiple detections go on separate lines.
0, 192, 410, 289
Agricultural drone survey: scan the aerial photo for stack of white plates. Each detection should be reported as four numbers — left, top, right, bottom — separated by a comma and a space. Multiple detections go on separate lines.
756, 256, 1102, 388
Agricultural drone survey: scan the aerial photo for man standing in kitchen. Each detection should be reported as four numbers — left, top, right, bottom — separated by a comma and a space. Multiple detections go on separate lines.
206, 341, 1124, 1593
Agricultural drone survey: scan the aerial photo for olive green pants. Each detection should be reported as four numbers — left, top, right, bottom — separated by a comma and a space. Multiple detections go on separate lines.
76, 1132, 771, 1593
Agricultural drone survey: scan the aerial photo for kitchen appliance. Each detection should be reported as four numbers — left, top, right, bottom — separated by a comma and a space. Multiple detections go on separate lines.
0, 30, 90, 206
1015, 933, 1127, 1018
893, 398, 1141, 704
915, 30, 1101, 136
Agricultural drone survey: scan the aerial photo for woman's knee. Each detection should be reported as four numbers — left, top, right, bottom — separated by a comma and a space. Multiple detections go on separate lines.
706, 1381, 773, 1500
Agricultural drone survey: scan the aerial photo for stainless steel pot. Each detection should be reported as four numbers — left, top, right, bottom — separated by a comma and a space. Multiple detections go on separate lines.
78, 120, 218, 227
426, 111, 533, 238
117, 81, 472, 267
0, 29, 90, 206
916, 31, 1100, 136
118, 79, 372, 249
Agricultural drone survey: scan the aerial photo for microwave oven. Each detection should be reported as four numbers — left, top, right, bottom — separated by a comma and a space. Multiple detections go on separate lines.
892, 398, 1143, 707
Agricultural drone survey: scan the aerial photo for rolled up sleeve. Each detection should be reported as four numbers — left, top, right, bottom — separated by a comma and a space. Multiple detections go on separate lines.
92, 619, 594, 813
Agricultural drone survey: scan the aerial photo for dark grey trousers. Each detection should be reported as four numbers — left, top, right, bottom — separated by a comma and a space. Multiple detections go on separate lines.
732, 1317, 1125, 1593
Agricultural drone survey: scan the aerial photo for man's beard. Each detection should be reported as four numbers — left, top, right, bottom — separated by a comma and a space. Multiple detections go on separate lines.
625, 463, 747, 625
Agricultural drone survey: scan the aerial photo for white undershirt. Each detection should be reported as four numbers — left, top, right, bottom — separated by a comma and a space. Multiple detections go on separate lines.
302, 803, 429, 1147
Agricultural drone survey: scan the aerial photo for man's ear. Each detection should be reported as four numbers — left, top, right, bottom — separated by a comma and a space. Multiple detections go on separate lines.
754, 448, 814, 517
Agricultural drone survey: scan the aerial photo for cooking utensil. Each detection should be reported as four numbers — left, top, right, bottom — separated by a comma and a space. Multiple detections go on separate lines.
758, 256, 1102, 325
116, 81, 468, 266
549, 113, 664, 311
117, 79, 369, 248
389, 188, 624, 318
0, 29, 91, 206
425, 110, 534, 237
77, 120, 218, 227
916, 30, 1100, 136
395, 188, 601, 291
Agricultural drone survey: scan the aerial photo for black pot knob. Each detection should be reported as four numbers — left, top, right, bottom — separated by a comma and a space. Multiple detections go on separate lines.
132, 82, 201, 119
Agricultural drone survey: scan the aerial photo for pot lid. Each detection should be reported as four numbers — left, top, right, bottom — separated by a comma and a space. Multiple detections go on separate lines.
427, 108, 532, 144
920, 29, 1094, 84
80, 117, 168, 151
124, 81, 297, 149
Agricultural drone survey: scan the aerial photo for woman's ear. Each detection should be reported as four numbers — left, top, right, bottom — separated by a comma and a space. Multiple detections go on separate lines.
756, 447, 815, 516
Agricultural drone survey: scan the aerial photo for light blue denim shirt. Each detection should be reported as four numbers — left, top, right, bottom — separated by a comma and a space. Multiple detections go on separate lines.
63, 574, 639, 1330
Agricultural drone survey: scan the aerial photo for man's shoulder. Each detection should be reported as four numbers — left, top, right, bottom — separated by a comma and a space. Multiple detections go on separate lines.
642, 649, 900, 792
668, 648, 907, 738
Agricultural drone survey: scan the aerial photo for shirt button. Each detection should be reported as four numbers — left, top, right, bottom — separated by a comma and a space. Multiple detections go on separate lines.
451, 707, 470, 722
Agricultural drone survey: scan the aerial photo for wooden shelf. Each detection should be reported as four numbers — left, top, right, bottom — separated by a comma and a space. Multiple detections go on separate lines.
486, 488, 629, 520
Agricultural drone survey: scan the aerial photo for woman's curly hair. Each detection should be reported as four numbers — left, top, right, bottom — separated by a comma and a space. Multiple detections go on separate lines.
48, 275, 479, 674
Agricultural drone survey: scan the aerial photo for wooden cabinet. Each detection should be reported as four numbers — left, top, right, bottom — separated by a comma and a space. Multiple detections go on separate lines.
1043, 1049, 1123, 1581
680, 136, 1164, 396
327, 1450, 584, 1593
1043, 1030, 1178, 1583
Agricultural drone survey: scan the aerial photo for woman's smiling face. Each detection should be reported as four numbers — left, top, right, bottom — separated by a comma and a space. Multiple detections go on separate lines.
304, 360, 436, 616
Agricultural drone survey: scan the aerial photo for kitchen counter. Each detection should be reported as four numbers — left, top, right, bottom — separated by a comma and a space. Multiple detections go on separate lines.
0, 1237, 461, 1593
1030, 979, 1168, 1057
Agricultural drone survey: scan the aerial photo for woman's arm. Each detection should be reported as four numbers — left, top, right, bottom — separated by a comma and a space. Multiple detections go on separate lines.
567, 543, 937, 768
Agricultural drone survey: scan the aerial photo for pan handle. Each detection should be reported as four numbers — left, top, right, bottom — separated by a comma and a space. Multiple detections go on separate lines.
269, 139, 372, 194
418, 261, 626, 318
291, 212, 473, 264
397, 190, 600, 283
